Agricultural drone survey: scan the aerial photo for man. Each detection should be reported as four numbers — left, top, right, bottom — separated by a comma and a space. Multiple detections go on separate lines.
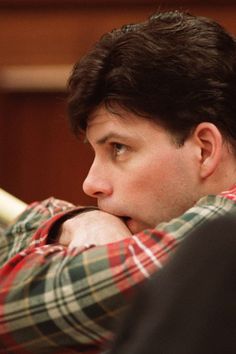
1, 10, 236, 353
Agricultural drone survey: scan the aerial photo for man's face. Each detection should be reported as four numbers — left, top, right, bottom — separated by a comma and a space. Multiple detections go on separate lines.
83, 105, 201, 233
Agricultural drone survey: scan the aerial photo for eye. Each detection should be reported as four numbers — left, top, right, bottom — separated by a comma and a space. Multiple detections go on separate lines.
111, 142, 127, 157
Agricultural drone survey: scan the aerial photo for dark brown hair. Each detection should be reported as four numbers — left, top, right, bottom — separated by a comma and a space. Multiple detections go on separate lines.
68, 10, 236, 147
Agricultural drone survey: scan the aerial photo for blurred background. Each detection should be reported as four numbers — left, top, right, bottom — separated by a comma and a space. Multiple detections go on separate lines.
0, 0, 235, 206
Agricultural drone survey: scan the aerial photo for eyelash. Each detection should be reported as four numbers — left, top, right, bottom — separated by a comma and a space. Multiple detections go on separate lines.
111, 142, 127, 157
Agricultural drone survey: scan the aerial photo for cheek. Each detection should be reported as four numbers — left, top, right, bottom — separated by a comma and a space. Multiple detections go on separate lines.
142, 154, 191, 198
122, 154, 173, 192
117, 150, 191, 202
121, 165, 167, 201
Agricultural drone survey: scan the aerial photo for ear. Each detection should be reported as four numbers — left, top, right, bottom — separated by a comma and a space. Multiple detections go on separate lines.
192, 122, 223, 179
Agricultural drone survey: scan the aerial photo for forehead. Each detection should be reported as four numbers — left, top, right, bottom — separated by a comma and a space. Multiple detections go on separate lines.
86, 105, 163, 141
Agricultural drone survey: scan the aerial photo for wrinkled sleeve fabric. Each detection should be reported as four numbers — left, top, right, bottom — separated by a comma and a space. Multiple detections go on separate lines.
0, 197, 75, 267
0, 193, 236, 354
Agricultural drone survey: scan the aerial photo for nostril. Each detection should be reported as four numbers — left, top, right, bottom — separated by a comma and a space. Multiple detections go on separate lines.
93, 191, 104, 197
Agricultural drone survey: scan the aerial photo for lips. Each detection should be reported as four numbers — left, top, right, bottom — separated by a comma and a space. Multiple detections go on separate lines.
119, 216, 133, 230
98, 206, 136, 231
122, 217, 140, 233
121, 216, 131, 222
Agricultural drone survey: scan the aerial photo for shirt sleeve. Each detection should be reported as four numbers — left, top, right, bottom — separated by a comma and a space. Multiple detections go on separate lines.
0, 194, 235, 353
0, 197, 75, 267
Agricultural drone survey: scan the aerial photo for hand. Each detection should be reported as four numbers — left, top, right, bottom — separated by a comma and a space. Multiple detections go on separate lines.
58, 210, 132, 249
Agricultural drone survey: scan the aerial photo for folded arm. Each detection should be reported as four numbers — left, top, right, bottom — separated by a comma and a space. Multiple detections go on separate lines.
0, 193, 235, 353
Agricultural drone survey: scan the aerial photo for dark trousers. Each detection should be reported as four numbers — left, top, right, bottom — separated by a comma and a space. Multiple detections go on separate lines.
109, 214, 236, 354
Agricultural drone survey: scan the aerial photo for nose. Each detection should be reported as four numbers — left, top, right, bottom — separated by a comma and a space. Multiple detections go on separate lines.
82, 161, 113, 199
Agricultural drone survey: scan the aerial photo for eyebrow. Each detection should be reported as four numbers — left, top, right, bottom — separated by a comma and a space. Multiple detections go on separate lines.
96, 132, 132, 145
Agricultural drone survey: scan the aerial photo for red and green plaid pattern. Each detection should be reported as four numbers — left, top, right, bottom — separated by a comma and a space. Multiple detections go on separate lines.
0, 190, 236, 353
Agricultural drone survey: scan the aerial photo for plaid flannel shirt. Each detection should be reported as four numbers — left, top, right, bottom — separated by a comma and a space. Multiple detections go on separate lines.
1, 187, 236, 354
